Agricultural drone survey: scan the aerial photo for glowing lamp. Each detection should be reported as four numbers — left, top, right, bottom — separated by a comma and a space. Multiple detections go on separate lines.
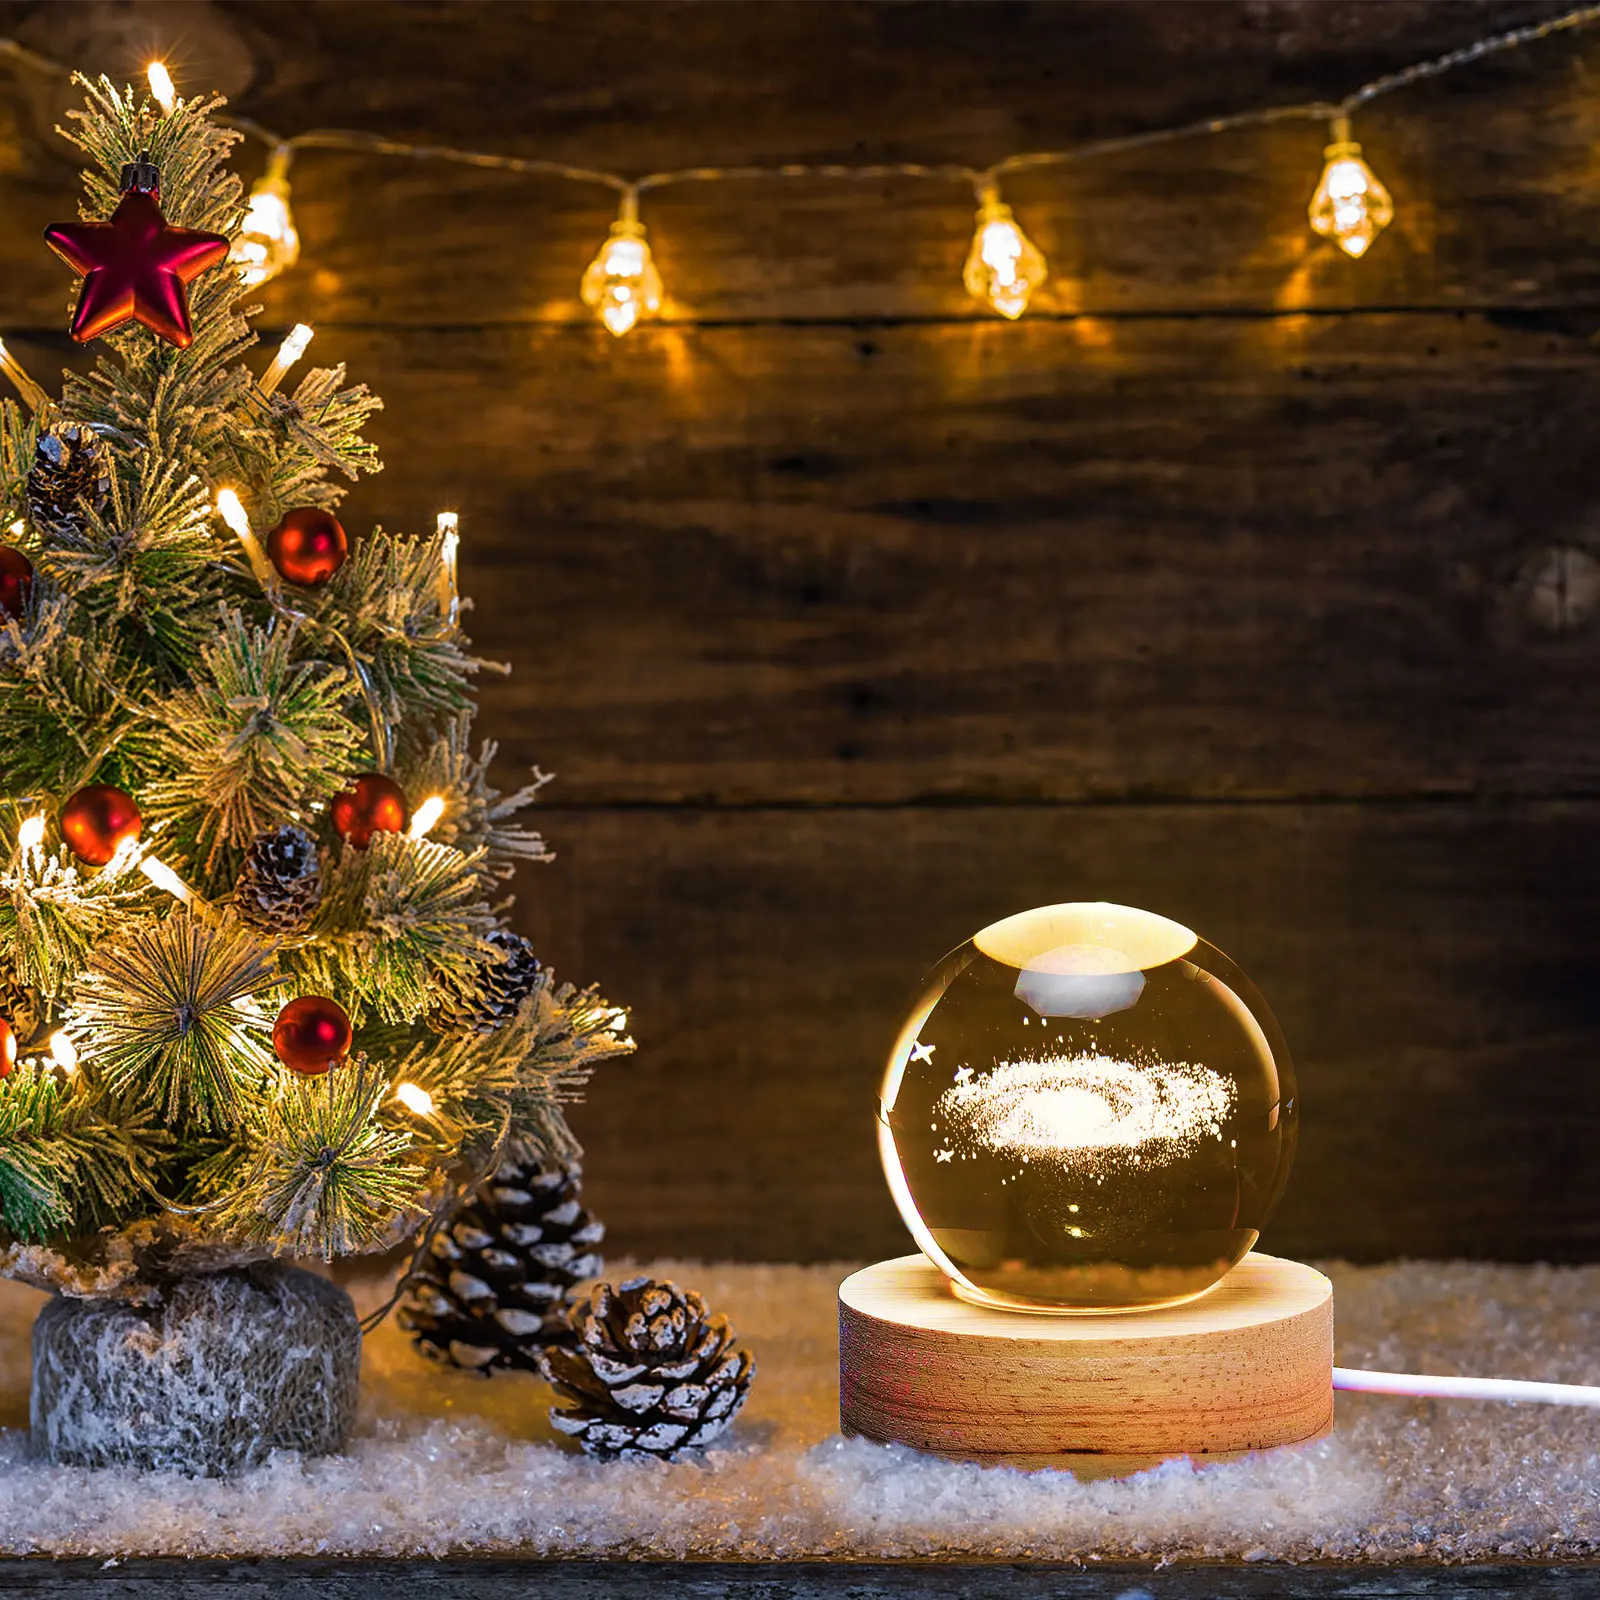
841, 902, 1326, 1476
879, 902, 1296, 1312
232, 148, 300, 289
580, 217, 663, 337
1308, 124, 1393, 259
963, 188, 1048, 319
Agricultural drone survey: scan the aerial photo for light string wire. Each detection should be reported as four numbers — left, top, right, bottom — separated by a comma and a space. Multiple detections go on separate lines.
2, 3, 1600, 328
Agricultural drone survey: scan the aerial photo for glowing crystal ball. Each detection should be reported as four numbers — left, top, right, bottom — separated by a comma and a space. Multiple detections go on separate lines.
878, 903, 1297, 1313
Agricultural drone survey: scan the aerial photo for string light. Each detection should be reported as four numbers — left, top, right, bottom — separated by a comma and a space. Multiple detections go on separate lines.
138, 855, 195, 905
435, 511, 459, 622
215, 488, 279, 592
146, 61, 176, 117
963, 184, 1048, 319
231, 144, 300, 289
581, 193, 663, 336
0, 336, 46, 412
1308, 116, 1393, 258
259, 322, 313, 396
4, 7, 1600, 316
48, 1031, 78, 1073
16, 814, 44, 852
407, 795, 446, 840
393, 1081, 435, 1116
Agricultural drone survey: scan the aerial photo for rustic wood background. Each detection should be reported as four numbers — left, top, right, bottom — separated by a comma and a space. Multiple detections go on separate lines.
0, 0, 1597, 1266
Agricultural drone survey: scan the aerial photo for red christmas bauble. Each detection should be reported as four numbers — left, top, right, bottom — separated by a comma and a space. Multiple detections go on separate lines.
331, 773, 409, 849
0, 1016, 15, 1079
267, 507, 348, 587
0, 546, 33, 619
272, 996, 353, 1077
61, 783, 142, 866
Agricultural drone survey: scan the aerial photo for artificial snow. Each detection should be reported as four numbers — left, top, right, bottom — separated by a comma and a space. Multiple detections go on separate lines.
0, 1258, 1597, 1560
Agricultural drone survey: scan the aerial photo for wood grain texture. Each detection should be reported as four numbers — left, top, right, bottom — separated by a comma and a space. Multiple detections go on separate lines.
1, 2, 1599, 324
10, 311, 1599, 808
0, 2, 1596, 1266
838, 1253, 1334, 1474
1, 1560, 1598, 1598
523, 802, 1600, 1265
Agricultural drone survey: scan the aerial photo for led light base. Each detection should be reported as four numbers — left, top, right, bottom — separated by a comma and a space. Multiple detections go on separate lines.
839, 1251, 1333, 1478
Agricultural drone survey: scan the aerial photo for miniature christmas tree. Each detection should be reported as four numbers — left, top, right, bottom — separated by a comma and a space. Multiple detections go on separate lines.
0, 77, 633, 1307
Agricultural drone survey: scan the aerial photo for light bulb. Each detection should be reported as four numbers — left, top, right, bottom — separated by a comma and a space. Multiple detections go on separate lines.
147, 62, 177, 117
581, 215, 663, 337
879, 901, 1297, 1313
394, 1081, 435, 1117
231, 147, 300, 289
963, 188, 1048, 320
16, 814, 45, 851
49, 1032, 78, 1073
259, 322, 314, 396
138, 855, 195, 905
408, 795, 446, 840
0, 336, 46, 413
1308, 123, 1393, 259
215, 488, 278, 590
436, 511, 460, 621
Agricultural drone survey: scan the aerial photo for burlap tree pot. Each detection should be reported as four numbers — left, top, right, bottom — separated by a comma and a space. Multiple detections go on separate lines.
29, 1262, 361, 1475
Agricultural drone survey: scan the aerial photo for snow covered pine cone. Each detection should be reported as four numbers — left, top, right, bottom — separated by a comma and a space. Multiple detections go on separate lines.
399, 1158, 604, 1373
234, 824, 323, 935
540, 1277, 755, 1460
431, 928, 542, 1035
26, 422, 111, 540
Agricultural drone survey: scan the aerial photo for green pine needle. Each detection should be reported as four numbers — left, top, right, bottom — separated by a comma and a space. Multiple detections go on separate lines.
212, 1056, 426, 1257
67, 911, 277, 1130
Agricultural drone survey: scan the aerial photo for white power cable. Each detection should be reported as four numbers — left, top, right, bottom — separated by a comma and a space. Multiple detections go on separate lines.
1335, 1366, 1600, 1409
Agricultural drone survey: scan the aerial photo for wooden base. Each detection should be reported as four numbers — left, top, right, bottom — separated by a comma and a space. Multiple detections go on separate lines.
839, 1252, 1333, 1478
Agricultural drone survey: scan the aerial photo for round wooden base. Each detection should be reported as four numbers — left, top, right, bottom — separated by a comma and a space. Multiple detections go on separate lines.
839, 1251, 1333, 1478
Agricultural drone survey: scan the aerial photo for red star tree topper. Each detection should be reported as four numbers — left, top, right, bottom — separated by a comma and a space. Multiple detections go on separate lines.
44, 153, 229, 348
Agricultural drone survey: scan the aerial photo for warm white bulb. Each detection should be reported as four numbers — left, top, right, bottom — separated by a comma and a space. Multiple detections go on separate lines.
17, 814, 45, 851
139, 855, 194, 905
0, 336, 45, 413
259, 323, 315, 396
7, 520, 22, 538
963, 193, 1048, 320
394, 1081, 435, 1116
1309, 140, 1393, 259
49, 1031, 78, 1072
215, 488, 249, 539
408, 795, 446, 840
231, 167, 300, 289
581, 218, 663, 337
147, 62, 177, 116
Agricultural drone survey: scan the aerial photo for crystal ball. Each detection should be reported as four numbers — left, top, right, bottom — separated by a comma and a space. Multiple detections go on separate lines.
878, 902, 1297, 1314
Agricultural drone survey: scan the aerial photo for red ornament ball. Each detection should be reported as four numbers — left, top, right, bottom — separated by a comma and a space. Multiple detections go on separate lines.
331, 773, 409, 849
0, 546, 33, 620
61, 783, 142, 867
267, 507, 348, 587
0, 1016, 14, 1080
272, 996, 353, 1077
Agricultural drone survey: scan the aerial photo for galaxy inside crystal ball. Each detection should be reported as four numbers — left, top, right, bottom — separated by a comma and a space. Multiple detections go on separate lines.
878, 903, 1297, 1313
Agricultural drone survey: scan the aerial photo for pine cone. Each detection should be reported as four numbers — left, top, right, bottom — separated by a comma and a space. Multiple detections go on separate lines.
431, 928, 541, 1035
234, 824, 322, 935
26, 424, 111, 541
540, 1277, 755, 1460
0, 961, 41, 1044
399, 1158, 604, 1375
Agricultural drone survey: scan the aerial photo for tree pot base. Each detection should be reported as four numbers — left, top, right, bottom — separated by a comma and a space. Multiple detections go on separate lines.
31, 1262, 361, 1476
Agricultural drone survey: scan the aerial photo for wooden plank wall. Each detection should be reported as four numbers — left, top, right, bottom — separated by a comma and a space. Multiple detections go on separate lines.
2, 0, 1599, 1264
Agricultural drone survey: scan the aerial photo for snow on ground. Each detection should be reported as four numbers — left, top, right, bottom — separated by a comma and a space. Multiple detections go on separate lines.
0, 1258, 1598, 1560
